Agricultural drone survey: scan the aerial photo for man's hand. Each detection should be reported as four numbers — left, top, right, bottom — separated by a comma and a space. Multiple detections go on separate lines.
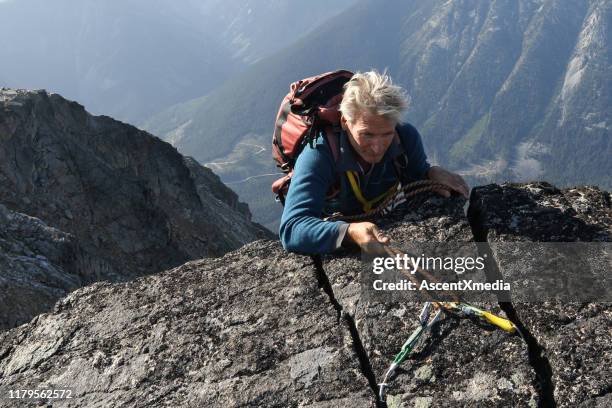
426, 166, 469, 198
343, 222, 390, 254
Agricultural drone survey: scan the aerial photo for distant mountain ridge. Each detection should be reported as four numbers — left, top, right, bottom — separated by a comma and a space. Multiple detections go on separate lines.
0, 0, 357, 124
144, 0, 610, 228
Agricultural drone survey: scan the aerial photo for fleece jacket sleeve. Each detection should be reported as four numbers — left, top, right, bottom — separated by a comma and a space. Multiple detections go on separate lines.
279, 141, 348, 254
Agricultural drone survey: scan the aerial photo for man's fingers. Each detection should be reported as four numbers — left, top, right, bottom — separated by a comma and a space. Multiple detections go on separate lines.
369, 225, 390, 244
428, 167, 470, 199
366, 225, 388, 243
356, 225, 386, 255
347, 223, 390, 254
453, 182, 469, 198
443, 177, 469, 199
376, 229, 390, 244
434, 187, 451, 198
454, 176, 470, 197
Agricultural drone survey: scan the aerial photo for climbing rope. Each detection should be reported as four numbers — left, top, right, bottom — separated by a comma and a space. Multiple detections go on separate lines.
324, 179, 453, 222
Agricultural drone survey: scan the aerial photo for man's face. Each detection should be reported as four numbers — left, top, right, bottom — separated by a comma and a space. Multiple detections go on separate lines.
342, 111, 396, 164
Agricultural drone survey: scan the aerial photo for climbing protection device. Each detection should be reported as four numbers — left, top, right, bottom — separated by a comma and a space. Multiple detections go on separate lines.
373, 247, 516, 401
322, 175, 517, 402
378, 301, 516, 401
437, 302, 516, 333
378, 302, 442, 401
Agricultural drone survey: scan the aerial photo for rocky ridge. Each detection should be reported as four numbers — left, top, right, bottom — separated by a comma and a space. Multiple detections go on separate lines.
0, 182, 609, 407
0, 88, 271, 330
0, 204, 82, 330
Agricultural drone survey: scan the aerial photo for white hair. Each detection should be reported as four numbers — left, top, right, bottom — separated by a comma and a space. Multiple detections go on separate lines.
340, 70, 409, 124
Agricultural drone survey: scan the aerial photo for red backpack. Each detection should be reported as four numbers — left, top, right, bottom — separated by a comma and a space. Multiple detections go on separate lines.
271, 70, 354, 203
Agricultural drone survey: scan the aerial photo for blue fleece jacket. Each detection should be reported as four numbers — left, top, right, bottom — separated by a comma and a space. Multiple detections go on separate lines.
279, 122, 430, 254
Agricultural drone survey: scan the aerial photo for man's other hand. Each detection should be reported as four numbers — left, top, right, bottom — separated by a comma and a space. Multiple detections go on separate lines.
426, 166, 469, 198
344, 222, 390, 254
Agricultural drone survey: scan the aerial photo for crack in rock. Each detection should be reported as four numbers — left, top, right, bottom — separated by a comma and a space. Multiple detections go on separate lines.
312, 255, 384, 407
464, 183, 612, 408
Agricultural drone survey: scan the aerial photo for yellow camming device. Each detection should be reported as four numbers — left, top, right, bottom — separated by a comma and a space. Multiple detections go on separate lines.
437, 302, 516, 333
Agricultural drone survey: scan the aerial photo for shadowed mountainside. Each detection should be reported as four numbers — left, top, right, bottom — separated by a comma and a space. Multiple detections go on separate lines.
0, 88, 271, 330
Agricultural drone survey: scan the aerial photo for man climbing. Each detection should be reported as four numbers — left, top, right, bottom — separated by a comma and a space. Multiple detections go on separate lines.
278, 70, 469, 254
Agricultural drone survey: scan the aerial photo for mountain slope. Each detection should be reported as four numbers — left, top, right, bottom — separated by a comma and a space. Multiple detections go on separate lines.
0, 88, 271, 311
144, 0, 610, 227
532, 0, 612, 187
0, 204, 83, 330
145, 0, 410, 163
0, 87, 271, 329
187, 0, 358, 64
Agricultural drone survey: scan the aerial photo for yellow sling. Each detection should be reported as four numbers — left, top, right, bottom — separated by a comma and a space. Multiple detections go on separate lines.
346, 170, 399, 212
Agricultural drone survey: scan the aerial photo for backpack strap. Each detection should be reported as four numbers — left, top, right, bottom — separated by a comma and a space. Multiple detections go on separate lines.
322, 125, 341, 162
321, 125, 342, 199
391, 129, 410, 185
273, 125, 342, 205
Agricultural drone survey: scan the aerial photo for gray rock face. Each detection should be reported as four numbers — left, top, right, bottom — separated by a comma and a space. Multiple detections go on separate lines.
0, 241, 372, 407
0, 88, 271, 328
0, 183, 609, 407
0, 203, 117, 331
0, 88, 270, 269
469, 182, 611, 407
469, 182, 611, 242
0, 204, 80, 330
183, 156, 252, 219
323, 195, 537, 407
